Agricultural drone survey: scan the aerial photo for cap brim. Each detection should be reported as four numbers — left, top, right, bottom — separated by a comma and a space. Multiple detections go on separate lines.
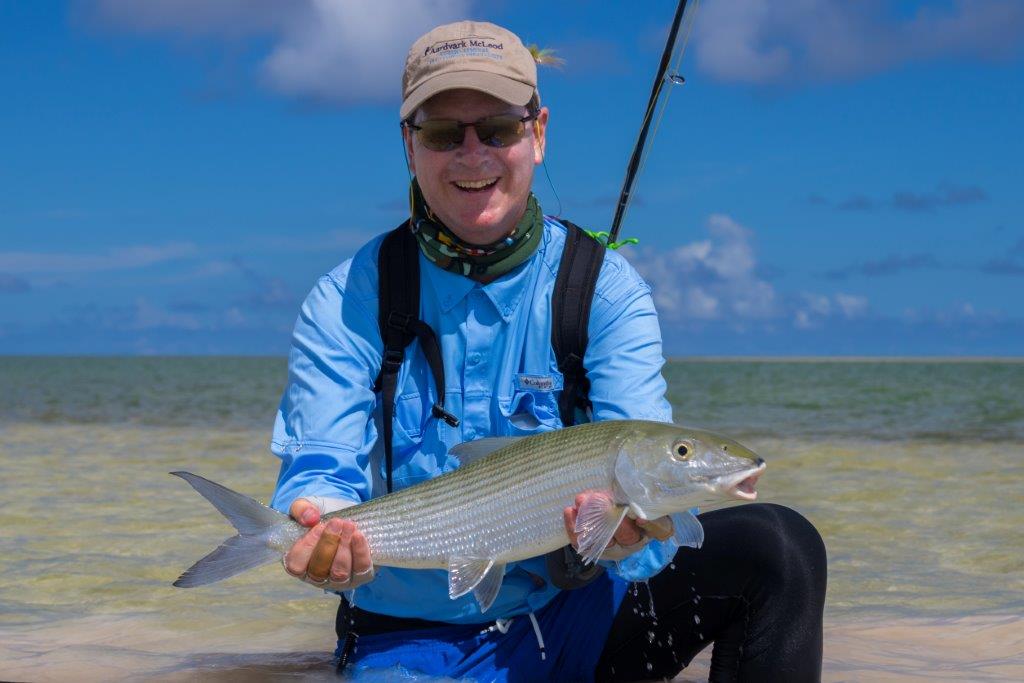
400, 71, 535, 120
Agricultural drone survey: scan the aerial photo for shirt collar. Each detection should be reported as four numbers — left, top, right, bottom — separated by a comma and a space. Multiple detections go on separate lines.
422, 223, 549, 323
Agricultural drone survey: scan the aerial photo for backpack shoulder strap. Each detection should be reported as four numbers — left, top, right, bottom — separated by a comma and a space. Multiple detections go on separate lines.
547, 219, 608, 588
551, 220, 605, 427
375, 222, 419, 494
375, 222, 458, 493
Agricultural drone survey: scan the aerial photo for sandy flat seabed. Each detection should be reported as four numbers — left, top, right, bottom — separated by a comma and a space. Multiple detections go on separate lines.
1, 613, 1021, 682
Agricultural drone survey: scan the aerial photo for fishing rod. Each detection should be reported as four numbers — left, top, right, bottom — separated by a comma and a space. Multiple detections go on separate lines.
609, 0, 700, 244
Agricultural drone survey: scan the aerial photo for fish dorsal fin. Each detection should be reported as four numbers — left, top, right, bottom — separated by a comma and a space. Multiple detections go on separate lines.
673, 510, 705, 549
472, 562, 506, 613
574, 492, 628, 565
449, 437, 521, 468
448, 556, 495, 600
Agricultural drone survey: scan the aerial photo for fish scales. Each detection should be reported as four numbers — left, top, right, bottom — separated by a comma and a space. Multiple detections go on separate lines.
325, 421, 624, 567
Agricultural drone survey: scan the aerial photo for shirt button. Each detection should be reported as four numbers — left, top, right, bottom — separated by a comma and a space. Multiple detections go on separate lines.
468, 352, 482, 365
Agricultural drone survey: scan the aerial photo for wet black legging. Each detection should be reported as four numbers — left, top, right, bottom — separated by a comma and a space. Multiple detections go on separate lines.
595, 504, 827, 683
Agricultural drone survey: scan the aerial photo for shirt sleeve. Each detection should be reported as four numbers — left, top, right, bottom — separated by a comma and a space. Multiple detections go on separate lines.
269, 265, 383, 514
584, 250, 678, 581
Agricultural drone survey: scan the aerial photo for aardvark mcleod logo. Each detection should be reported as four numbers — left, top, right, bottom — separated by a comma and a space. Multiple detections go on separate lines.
424, 35, 505, 63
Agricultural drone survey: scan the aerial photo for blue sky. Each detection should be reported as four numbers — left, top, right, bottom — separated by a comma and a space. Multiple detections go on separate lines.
2, 0, 1022, 356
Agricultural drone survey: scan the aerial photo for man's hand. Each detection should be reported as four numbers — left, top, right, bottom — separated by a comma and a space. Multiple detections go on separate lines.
562, 492, 675, 559
282, 498, 375, 591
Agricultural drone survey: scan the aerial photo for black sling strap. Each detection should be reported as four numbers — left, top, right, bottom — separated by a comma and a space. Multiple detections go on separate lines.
550, 221, 605, 427
375, 222, 458, 494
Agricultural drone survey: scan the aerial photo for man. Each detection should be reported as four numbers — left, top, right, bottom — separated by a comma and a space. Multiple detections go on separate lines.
270, 20, 826, 682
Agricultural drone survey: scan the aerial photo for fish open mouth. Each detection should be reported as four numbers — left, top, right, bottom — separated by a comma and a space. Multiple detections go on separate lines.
721, 460, 766, 501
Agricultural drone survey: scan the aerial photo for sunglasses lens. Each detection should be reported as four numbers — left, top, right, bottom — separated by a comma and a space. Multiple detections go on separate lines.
475, 116, 526, 148
416, 121, 463, 152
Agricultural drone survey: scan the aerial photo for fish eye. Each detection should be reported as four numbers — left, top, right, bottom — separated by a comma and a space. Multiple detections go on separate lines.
672, 440, 694, 461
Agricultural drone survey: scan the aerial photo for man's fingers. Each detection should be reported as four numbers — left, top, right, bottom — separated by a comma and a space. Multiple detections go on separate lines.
563, 505, 578, 546
637, 516, 674, 541
614, 517, 643, 547
289, 498, 321, 527
330, 521, 355, 583
283, 523, 324, 576
350, 528, 373, 577
307, 518, 343, 582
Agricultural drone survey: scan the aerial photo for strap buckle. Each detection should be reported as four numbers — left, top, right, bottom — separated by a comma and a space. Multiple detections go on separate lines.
381, 349, 404, 374
557, 351, 584, 375
387, 311, 415, 331
432, 404, 461, 427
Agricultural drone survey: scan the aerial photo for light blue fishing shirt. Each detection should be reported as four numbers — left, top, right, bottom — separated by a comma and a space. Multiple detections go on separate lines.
270, 217, 676, 624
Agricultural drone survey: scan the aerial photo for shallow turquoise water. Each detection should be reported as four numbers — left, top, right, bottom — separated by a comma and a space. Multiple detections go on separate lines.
1, 357, 1022, 679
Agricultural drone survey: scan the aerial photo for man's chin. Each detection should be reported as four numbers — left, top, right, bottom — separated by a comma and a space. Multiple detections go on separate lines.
446, 213, 514, 245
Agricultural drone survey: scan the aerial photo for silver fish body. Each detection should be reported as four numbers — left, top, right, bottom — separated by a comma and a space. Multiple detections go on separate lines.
173, 419, 764, 611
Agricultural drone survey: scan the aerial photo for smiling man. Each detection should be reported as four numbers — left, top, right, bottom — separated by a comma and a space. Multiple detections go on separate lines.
268, 20, 826, 683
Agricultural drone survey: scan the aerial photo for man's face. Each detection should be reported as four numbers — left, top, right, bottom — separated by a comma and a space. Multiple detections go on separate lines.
404, 89, 548, 245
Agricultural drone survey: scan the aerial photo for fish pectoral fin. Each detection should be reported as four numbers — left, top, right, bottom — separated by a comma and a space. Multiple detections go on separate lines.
574, 492, 629, 566
672, 510, 705, 549
472, 562, 506, 613
449, 437, 522, 468
448, 556, 495, 601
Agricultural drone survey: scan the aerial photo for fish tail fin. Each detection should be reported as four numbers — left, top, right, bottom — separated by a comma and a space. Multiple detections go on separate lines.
170, 471, 289, 587
173, 534, 281, 587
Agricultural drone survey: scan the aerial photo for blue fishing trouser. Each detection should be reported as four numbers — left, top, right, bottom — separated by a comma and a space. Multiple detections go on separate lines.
336, 573, 630, 682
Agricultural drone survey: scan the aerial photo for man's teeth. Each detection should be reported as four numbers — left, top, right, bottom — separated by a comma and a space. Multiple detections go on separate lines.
454, 178, 498, 190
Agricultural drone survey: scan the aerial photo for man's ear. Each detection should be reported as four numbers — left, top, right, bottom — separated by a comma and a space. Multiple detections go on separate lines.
403, 125, 417, 175
533, 107, 549, 165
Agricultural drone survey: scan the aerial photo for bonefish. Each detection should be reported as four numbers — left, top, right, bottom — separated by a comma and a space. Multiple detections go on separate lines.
173, 419, 765, 612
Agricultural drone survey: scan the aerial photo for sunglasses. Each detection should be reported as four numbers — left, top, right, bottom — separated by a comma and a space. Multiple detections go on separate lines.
404, 112, 538, 152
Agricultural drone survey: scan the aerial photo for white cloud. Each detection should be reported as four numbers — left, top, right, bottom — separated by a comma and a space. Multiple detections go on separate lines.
694, 0, 1024, 84
631, 213, 872, 334
794, 291, 871, 329
836, 293, 868, 318
84, 0, 473, 104
628, 213, 777, 322
0, 243, 196, 274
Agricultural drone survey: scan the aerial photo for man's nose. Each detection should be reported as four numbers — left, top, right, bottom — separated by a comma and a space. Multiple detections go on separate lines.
456, 124, 488, 155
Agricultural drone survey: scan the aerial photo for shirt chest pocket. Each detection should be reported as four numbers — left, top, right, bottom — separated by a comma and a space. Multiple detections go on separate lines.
499, 373, 564, 436
379, 392, 432, 488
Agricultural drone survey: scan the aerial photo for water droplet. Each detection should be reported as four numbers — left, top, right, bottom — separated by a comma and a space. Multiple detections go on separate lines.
666, 634, 674, 646
668, 73, 686, 85
632, 607, 638, 614
694, 614, 701, 625
698, 632, 704, 640
647, 630, 656, 643
693, 597, 699, 604
669, 563, 676, 570
646, 662, 654, 672
645, 582, 657, 619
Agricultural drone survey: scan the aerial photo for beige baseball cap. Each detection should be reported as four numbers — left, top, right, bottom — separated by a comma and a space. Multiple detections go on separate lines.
401, 21, 537, 120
